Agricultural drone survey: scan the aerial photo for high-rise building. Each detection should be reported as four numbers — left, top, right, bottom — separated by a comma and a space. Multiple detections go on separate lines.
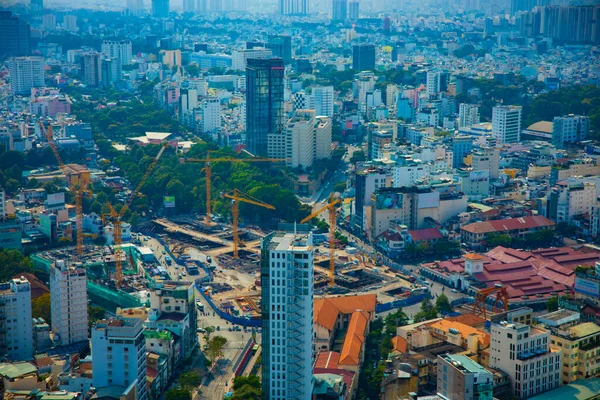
452, 135, 473, 168
0, 11, 31, 56
552, 114, 590, 149
80, 52, 101, 87
152, 0, 170, 17
200, 96, 221, 134
62, 15, 77, 32
261, 232, 314, 400
471, 146, 500, 179
355, 166, 390, 231
8, 56, 45, 95
437, 354, 493, 400
426, 71, 441, 98
458, 103, 480, 128
101, 40, 133, 65
183, 0, 196, 13
231, 48, 272, 71
313, 86, 334, 117
267, 35, 292, 65
245, 58, 285, 156
92, 318, 147, 400
100, 57, 122, 87
50, 260, 88, 346
332, 0, 347, 21
31, 0, 44, 13
280, 0, 309, 15
126, 0, 145, 15
490, 321, 561, 399
492, 105, 522, 144
42, 13, 56, 30
352, 44, 375, 71
348, 0, 359, 19
0, 277, 34, 361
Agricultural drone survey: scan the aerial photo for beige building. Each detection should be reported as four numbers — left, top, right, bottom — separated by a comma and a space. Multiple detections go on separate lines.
550, 322, 600, 384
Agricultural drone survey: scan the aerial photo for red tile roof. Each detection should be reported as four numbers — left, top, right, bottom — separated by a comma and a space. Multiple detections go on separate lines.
314, 294, 377, 331
461, 216, 555, 234
339, 311, 369, 366
407, 228, 443, 242
315, 351, 341, 369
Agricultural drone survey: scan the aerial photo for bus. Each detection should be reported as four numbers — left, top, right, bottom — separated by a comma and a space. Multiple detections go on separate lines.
252, 344, 259, 354
196, 301, 204, 312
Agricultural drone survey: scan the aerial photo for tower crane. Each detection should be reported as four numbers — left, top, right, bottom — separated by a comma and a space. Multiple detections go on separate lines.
222, 189, 275, 258
472, 284, 509, 320
301, 195, 341, 286
179, 152, 282, 224
104, 143, 168, 287
40, 120, 91, 255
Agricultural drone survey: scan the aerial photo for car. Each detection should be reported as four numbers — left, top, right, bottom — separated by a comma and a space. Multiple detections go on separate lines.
450, 289, 458, 293
162, 250, 166, 255
197, 328, 206, 333
216, 326, 220, 331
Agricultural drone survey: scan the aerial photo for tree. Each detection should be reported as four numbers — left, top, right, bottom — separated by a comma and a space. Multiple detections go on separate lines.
384, 308, 408, 333
206, 335, 228, 363
233, 375, 261, 391
0, 249, 34, 282
349, 150, 366, 164
165, 388, 192, 400
547, 296, 559, 312
436, 294, 453, 315
88, 306, 106, 329
485, 233, 512, 248
32, 293, 52, 324
185, 64, 200, 77
413, 298, 438, 322
333, 181, 346, 193
179, 371, 202, 390
231, 384, 262, 400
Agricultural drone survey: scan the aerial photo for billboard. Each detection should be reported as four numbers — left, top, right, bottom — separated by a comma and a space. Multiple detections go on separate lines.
47, 192, 65, 206
418, 191, 440, 209
470, 170, 489, 182
375, 193, 403, 209
163, 196, 176, 208
574, 276, 600, 298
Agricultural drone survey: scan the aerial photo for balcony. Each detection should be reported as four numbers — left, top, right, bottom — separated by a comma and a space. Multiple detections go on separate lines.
516, 348, 549, 361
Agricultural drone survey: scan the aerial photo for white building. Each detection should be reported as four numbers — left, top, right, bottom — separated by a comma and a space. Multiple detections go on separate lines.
555, 182, 595, 224
437, 354, 493, 400
460, 170, 490, 198
355, 71, 376, 104
92, 318, 147, 400
8, 57, 45, 95
101, 40, 133, 65
471, 147, 500, 179
426, 71, 441, 98
104, 222, 132, 245
552, 115, 590, 148
50, 260, 88, 345
490, 321, 561, 399
62, 15, 77, 32
231, 48, 272, 71
313, 86, 334, 117
458, 103, 480, 128
315, 116, 332, 160
393, 159, 431, 187
261, 232, 314, 400
0, 277, 34, 361
492, 105, 522, 144
200, 96, 221, 134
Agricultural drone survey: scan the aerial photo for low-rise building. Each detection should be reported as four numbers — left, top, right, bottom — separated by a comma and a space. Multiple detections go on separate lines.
550, 322, 600, 383
437, 354, 493, 400
460, 216, 555, 249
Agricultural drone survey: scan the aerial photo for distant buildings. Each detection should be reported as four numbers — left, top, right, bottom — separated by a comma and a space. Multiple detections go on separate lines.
332, 0, 347, 21
280, 0, 309, 15
437, 354, 493, 400
80, 52, 101, 87
101, 40, 133, 65
261, 232, 314, 400
267, 35, 292, 65
352, 44, 375, 72
231, 48, 272, 71
0, 11, 31, 56
50, 260, 88, 346
552, 114, 590, 148
152, 0, 170, 17
492, 105, 522, 144
8, 57, 45, 95
521, 5, 600, 44
348, 0, 359, 19
246, 58, 285, 156
63, 15, 77, 32
458, 103, 480, 128
0, 277, 34, 361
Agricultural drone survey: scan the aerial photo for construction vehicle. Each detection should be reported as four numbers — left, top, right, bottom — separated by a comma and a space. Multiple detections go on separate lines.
472, 284, 509, 319
104, 144, 168, 287
40, 121, 92, 255
301, 195, 341, 286
179, 152, 282, 224
222, 189, 274, 258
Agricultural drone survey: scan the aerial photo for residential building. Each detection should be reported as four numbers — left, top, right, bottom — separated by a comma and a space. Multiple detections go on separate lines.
31, 0, 44, 13
231, 48, 272, 71
200, 96, 221, 134
369, 130, 392, 160
8, 57, 45, 95
353, 44, 375, 71
552, 115, 590, 148
100, 57, 122, 87
458, 104, 480, 128
160, 49, 182, 68
492, 105, 522, 144
0, 218, 23, 250
42, 13, 56, 30
50, 260, 88, 345
0, 278, 33, 361
261, 232, 314, 400
313, 86, 334, 117
471, 147, 500, 180
101, 40, 133, 65
458, 169, 490, 198
549, 322, 600, 383
267, 35, 292, 65
152, 0, 169, 17
246, 58, 285, 156
490, 321, 562, 399
0, 11, 31, 56
548, 182, 596, 224
332, 0, 347, 21
80, 52, 101, 87
393, 158, 431, 188
315, 116, 332, 160
452, 135, 473, 168
426, 71, 441, 98
355, 166, 391, 232
126, 0, 145, 15
62, 15, 77, 32
437, 354, 493, 400
92, 318, 147, 400
280, 0, 309, 15
348, 0, 359, 19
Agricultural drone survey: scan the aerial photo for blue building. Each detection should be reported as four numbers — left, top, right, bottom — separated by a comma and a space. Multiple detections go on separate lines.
452, 135, 473, 168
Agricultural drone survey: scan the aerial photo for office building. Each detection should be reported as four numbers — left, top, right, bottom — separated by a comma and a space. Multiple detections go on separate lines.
353, 44, 375, 71
313, 86, 334, 117
437, 354, 493, 400
261, 232, 314, 400
100, 57, 122, 87
552, 114, 589, 149
8, 57, 45, 95
355, 166, 391, 232
0, 12, 31, 56
348, 0, 359, 19
62, 15, 77, 32
471, 147, 500, 179
245, 58, 285, 156
92, 318, 147, 400
152, 0, 170, 17
101, 40, 133, 65
80, 52, 101, 87
452, 135, 473, 168
126, 0, 145, 15
426, 71, 446, 98
490, 321, 561, 399
332, 0, 347, 21
50, 260, 88, 345
280, 0, 309, 15
0, 277, 34, 361
458, 103, 480, 128
492, 105, 522, 144
267, 35, 292, 65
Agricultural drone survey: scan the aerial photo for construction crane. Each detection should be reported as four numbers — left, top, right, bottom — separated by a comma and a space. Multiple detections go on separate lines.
105, 143, 168, 287
472, 284, 509, 320
222, 189, 275, 258
301, 195, 341, 286
40, 120, 91, 255
180, 152, 282, 224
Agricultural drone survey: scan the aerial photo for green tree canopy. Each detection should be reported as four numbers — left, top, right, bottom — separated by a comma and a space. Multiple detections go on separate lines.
32, 293, 51, 324
436, 294, 453, 315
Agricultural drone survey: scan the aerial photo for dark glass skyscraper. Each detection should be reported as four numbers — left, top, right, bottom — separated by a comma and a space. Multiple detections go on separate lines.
0, 12, 31, 56
267, 35, 292, 65
245, 58, 284, 156
353, 44, 375, 71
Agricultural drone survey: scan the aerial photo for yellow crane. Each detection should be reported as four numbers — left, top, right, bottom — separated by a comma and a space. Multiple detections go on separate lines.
40, 120, 91, 255
104, 143, 168, 287
301, 195, 341, 286
179, 152, 282, 224
222, 189, 275, 258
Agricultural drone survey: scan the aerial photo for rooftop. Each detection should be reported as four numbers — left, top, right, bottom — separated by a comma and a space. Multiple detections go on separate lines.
314, 294, 377, 331
566, 322, 600, 340
461, 216, 555, 235
441, 354, 488, 374
528, 378, 600, 400
0, 362, 38, 379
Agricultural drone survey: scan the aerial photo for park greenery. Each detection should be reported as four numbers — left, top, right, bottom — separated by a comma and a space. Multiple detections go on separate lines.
484, 228, 557, 250
232, 375, 263, 400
